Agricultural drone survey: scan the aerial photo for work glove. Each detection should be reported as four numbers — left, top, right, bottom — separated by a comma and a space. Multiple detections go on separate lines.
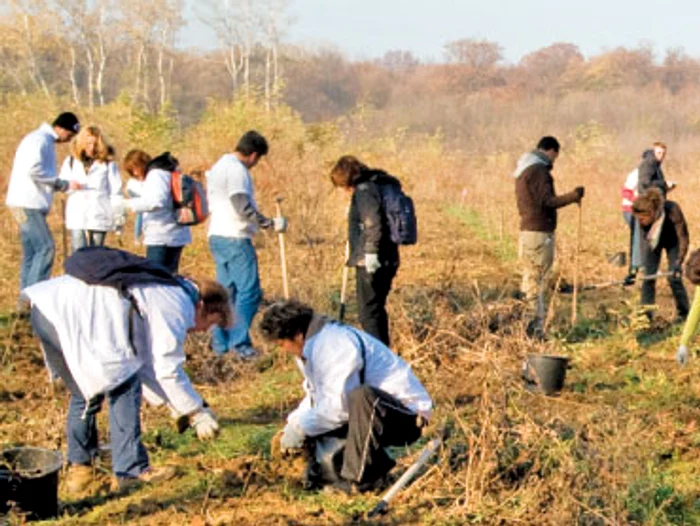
671, 265, 683, 280
364, 253, 381, 274
273, 216, 288, 233
676, 345, 689, 366
280, 422, 305, 451
623, 271, 637, 286
574, 186, 585, 202
191, 407, 219, 441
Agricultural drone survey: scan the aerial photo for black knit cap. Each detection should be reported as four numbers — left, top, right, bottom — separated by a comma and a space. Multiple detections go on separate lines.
52, 112, 80, 133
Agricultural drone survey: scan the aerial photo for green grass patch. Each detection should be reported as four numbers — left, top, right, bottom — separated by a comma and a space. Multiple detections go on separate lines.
444, 205, 517, 262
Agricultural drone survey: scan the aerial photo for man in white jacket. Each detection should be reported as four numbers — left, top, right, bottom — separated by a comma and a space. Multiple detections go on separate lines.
5, 112, 81, 300
259, 300, 433, 490
21, 273, 230, 494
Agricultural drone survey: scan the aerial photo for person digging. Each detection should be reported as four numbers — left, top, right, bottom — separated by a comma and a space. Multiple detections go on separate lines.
631, 187, 689, 323
21, 264, 229, 496
260, 300, 432, 492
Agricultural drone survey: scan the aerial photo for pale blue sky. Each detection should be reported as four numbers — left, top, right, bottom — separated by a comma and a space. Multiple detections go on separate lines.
182, 0, 699, 63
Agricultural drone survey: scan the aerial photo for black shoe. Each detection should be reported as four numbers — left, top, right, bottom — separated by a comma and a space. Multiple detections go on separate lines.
302, 458, 325, 491
525, 320, 547, 341
623, 272, 637, 286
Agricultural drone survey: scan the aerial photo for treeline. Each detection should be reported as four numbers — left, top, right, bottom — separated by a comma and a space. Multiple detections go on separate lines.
4, 1, 700, 147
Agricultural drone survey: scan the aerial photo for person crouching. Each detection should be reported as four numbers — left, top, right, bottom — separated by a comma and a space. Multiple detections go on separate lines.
259, 300, 433, 491
21, 275, 231, 495
632, 187, 690, 322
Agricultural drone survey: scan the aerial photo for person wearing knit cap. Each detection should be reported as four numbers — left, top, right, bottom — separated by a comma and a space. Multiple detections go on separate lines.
5, 112, 82, 304
676, 249, 700, 365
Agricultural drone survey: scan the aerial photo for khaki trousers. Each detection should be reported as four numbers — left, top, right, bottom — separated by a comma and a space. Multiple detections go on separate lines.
519, 231, 555, 329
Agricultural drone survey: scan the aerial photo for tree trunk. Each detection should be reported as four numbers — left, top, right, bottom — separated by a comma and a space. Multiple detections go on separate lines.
96, 35, 107, 106
157, 30, 167, 109
86, 45, 95, 111
21, 13, 50, 99
265, 47, 271, 111
69, 45, 80, 105
134, 43, 144, 103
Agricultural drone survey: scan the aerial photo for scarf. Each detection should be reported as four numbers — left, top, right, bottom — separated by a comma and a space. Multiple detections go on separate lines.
647, 210, 665, 251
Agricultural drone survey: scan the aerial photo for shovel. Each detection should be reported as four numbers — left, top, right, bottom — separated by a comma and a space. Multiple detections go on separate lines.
561, 271, 675, 293
339, 241, 350, 322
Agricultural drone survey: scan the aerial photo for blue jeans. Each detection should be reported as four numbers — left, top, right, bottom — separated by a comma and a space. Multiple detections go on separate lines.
30, 307, 149, 478
16, 208, 55, 292
209, 236, 262, 354
623, 212, 642, 270
70, 229, 107, 254
146, 245, 184, 274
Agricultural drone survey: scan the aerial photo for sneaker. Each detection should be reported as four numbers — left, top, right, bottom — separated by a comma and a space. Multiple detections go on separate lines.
64, 464, 94, 496
112, 465, 177, 492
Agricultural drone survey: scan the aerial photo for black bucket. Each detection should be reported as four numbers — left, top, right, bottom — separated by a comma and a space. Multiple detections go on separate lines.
522, 354, 569, 395
0, 447, 62, 520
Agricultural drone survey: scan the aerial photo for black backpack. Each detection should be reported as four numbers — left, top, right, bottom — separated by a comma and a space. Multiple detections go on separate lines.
380, 183, 418, 245
64, 246, 198, 305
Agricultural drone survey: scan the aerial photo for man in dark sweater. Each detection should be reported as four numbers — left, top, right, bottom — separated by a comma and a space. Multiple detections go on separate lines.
514, 136, 584, 338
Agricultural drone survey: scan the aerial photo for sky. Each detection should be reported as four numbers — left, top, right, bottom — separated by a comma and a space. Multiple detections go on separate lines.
182, 0, 700, 63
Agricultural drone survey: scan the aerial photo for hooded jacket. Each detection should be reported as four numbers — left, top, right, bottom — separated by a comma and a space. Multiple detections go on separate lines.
348, 170, 400, 267
637, 149, 667, 197
514, 150, 579, 233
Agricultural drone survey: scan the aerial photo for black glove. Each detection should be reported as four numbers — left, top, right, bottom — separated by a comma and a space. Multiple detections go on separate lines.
672, 265, 683, 280
574, 186, 585, 201
623, 272, 636, 286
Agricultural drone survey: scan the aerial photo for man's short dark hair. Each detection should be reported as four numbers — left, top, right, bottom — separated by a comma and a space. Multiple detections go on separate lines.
259, 300, 314, 341
236, 130, 269, 157
537, 136, 560, 152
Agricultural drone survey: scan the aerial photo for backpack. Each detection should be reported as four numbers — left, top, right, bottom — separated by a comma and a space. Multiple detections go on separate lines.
171, 171, 209, 226
64, 246, 198, 306
380, 183, 418, 245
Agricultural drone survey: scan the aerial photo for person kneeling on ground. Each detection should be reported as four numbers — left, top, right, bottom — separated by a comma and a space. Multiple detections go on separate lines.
21, 273, 230, 495
260, 300, 433, 491
675, 249, 700, 366
632, 187, 689, 322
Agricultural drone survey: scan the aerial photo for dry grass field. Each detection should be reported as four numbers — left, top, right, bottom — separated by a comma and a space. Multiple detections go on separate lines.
0, 96, 699, 525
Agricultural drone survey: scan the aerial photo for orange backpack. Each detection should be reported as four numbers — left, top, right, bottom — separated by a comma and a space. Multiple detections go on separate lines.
170, 171, 209, 226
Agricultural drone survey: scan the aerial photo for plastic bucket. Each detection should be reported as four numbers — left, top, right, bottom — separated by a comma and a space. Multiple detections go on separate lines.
522, 354, 569, 395
0, 447, 63, 520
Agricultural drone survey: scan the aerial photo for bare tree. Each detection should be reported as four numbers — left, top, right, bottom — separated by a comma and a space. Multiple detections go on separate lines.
8, 0, 52, 98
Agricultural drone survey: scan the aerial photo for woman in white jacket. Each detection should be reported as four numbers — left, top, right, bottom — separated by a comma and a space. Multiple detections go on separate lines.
123, 150, 191, 273
21, 273, 230, 494
60, 126, 123, 253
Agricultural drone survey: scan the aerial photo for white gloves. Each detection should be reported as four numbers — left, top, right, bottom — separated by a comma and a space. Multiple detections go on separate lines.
280, 422, 305, 451
364, 253, 381, 274
111, 196, 126, 228
191, 408, 219, 441
676, 345, 689, 366
273, 216, 288, 233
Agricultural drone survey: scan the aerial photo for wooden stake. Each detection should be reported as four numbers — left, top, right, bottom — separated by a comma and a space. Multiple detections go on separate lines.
275, 197, 289, 299
339, 241, 350, 322
571, 203, 583, 325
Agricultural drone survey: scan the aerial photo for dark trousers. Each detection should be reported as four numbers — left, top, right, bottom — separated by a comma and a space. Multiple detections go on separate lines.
641, 244, 689, 318
338, 385, 422, 484
356, 265, 397, 345
146, 245, 184, 274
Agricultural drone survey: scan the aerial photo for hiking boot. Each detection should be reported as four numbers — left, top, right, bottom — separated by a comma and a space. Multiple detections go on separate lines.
112, 465, 177, 493
64, 464, 94, 496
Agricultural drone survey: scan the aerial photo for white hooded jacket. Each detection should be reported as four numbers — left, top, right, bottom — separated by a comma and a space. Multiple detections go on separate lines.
21, 275, 203, 416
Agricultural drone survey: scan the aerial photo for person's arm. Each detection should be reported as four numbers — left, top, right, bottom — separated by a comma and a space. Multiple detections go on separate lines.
230, 193, 273, 228
139, 289, 204, 416
529, 169, 579, 210
125, 170, 171, 213
292, 331, 364, 437
679, 287, 700, 348
669, 203, 690, 266
355, 183, 383, 255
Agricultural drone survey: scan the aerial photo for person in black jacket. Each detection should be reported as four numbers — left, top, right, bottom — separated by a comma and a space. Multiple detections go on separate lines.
330, 156, 401, 345
637, 142, 675, 198
632, 187, 689, 321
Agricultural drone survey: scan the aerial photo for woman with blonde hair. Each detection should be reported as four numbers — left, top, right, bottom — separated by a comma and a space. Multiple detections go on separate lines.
60, 126, 123, 252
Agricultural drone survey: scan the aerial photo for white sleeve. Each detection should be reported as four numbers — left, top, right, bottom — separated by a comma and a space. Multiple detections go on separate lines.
294, 332, 364, 437
58, 157, 74, 182
140, 290, 203, 416
226, 164, 251, 197
107, 161, 123, 197
28, 139, 58, 184
126, 170, 171, 213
